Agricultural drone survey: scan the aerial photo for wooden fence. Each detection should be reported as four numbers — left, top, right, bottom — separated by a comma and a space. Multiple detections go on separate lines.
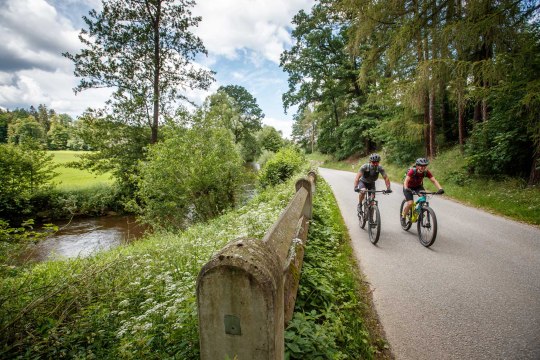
196, 171, 317, 360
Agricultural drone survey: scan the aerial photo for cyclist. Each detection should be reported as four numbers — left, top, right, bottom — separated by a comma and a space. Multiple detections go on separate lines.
354, 153, 392, 208
401, 157, 444, 220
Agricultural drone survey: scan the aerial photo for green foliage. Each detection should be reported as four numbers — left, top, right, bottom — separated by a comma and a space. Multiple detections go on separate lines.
68, 111, 150, 199
0, 219, 57, 274
259, 147, 306, 188
0, 170, 298, 359
257, 125, 284, 153
0, 144, 57, 219
217, 85, 264, 142
7, 116, 46, 148
31, 184, 123, 219
137, 127, 244, 230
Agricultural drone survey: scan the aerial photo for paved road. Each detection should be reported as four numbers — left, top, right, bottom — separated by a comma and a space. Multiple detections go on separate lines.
319, 167, 540, 360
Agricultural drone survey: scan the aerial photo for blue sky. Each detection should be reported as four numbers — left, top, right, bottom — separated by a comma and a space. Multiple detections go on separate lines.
0, 0, 315, 137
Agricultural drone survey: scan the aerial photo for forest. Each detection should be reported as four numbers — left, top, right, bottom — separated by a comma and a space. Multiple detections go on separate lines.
284, 0, 539, 185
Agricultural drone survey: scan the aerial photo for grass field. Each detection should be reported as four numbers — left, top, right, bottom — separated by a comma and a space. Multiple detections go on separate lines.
49, 151, 113, 189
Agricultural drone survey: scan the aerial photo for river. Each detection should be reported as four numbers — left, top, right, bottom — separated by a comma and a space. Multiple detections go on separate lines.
19, 215, 148, 263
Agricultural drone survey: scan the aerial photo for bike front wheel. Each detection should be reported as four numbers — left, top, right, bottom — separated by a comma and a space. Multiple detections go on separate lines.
417, 206, 437, 247
368, 205, 381, 244
399, 200, 412, 231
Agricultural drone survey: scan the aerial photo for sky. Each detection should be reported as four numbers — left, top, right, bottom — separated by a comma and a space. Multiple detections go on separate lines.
0, 0, 315, 138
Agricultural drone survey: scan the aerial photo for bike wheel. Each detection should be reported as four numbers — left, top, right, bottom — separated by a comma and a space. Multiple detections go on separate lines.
399, 200, 412, 231
357, 202, 367, 229
368, 205, 381, 244
417, 206, 437, 247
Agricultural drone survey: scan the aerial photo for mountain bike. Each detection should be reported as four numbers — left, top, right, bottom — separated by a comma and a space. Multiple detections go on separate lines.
400, 190, 440, 247
357, 189, 391, 244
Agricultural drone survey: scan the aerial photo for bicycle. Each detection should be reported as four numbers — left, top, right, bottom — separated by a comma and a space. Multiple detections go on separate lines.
356, 189, 391, 244
399, 190, 441, 247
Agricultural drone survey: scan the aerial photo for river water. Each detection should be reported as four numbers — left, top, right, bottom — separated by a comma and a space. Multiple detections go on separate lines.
20, 216, 148, 263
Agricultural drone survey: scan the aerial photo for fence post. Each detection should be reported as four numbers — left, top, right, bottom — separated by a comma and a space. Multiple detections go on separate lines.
197, 238, 283, 360
197, 172, 316, 360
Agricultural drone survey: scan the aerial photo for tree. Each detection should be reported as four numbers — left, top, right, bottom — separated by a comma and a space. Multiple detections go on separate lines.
64, 0, 214, 144
7, 116, 46, 148
137, 126, 243, 229
0, 144, 57, 218
257, 125, 284, 153
69, 109, 150, 195
217, 85, 264, 142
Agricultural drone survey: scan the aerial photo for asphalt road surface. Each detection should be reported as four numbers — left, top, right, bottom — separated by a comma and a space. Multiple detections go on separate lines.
319, 167, 540, 360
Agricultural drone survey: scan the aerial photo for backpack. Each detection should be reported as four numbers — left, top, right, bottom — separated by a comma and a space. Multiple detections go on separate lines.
401, 165, 417, 183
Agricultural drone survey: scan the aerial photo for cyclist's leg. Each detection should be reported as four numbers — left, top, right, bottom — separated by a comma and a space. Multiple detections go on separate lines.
358, 181, 368, 205
401, 187, 415, 217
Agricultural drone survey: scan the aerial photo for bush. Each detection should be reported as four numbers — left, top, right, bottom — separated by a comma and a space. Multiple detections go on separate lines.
30, 184, 123, 219
0, 144, 57, 219
258, 147, 305, 188
137, 127, 244, 230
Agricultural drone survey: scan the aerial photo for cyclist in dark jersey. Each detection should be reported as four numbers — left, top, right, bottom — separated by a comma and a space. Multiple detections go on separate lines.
401, 157, 444, 219
353, 153, 392, 205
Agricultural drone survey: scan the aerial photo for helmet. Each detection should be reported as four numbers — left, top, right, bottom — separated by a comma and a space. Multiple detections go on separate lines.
415, 157, 429, 166
369, 153, 381, 162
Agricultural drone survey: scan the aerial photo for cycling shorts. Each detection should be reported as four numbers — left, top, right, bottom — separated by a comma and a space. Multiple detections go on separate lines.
357, 181, 375, 192
403, 186, 424, 202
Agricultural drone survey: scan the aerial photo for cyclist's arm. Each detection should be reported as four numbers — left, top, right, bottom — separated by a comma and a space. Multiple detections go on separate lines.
354, 171, 363, 189
383, 174, 391, 190
403, 175, 411, 189
429, 176, 442, 190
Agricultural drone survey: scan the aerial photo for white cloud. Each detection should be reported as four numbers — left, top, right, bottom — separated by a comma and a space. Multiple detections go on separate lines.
263, 116, 293, 139
0, 69, 112, 115
0, 0, 315, 123
0, 0, 80, 72
193, 0, 314, 64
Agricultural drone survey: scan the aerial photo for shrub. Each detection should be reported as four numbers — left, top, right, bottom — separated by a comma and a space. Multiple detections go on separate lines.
0, 144, 57, 219
259, 147, 305, 188
137, 127, 244, 230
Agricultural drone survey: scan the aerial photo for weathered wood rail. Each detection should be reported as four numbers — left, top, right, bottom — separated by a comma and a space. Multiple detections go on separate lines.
196, 171, 317, 360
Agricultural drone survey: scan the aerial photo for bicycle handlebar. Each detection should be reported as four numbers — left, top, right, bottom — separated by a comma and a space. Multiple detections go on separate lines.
364, 189, 392, 194
407, 189, 442, 196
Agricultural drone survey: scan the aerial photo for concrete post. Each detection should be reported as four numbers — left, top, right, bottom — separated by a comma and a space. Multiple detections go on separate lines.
197, 238, 284, 360
196, 172, 317, 359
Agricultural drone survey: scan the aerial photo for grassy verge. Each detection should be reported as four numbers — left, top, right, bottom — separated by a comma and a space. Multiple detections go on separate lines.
309, 149, 540, 226
0, 169, 390, 358
49, 151, 113, 190
285, 178, 392, 359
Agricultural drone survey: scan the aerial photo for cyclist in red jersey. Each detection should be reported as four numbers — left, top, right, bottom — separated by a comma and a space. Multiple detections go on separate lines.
401, 157, 444, 220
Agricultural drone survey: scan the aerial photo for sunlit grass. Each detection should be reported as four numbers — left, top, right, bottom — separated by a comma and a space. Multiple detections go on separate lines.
49, 151, 113, 189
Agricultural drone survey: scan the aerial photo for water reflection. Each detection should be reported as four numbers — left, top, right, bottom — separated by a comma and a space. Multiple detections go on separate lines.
20, 216, 147, 263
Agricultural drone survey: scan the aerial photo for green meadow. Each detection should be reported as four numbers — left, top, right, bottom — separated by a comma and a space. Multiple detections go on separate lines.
49, 151, 113, 189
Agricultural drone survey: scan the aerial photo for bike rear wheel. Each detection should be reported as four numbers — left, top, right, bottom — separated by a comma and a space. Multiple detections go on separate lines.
357, 202, 367, 229
368, 205, 381, 244
399, 200, 412, 231
417, 206, 437, 247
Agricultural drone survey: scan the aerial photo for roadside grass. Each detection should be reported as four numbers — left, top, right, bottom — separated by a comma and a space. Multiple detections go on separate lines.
49, 151, 113, 190
286, 179, 392, 359
308, 148, 540, 226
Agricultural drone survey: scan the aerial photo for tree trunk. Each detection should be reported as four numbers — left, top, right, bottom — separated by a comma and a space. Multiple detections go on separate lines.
529, 152, 540, 186
458, 92, 465, 153
151, 1, 162, 144
429, 90, 435, 158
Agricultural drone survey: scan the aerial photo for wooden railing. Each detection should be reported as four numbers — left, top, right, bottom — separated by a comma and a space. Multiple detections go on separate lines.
196, 171, 317, 360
